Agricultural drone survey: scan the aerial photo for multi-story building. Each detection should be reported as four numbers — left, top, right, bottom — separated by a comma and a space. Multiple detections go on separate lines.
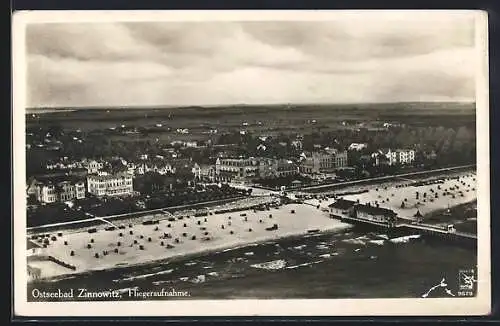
259, 159, 299, 178
33, 177, 86, 203
374, 148, 416, 166
36, 183, 57, 203
83, 159, 105, 174
87, 172, 134, 197
215, 157, 260, 182
196, 164, 216, 182
300, 150, 348, 174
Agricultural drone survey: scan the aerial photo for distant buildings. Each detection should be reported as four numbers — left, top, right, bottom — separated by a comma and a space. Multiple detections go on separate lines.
176, 128, 189, 134
134, 161, 175, 176
348, 143, 368, 151
83, 159, 105, 174
87, 172, 134, 197
291, 140, 303, 150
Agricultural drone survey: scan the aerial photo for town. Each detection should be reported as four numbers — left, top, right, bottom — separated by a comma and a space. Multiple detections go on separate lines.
24, 105, 478, 282
25, 105, 476, 228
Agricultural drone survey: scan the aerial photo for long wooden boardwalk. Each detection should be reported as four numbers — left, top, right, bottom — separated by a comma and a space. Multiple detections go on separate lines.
338, 215, 477, 245
398, 222, 477, 240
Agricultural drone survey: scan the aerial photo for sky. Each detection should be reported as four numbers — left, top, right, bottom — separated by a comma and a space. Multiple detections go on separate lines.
25, 12, 478, 108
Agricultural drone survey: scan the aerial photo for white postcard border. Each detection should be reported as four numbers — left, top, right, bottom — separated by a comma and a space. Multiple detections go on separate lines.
12, 10, 491, 317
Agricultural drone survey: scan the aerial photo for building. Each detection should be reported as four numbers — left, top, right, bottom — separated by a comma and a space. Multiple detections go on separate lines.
348, 143, 368, 151
45, 159, 82, 171
83, 159, 105, 174
328, 199, 356, 218
291, 140, 303, 150
374, 149, 416, 166
300, 150, 348, 174
32, 177, 86, 204
259, 159, 299, 179
353, 203, 398, 226
87, 172, 134, 197
197, 164, 216, 182
215, 157, 260, 182
134, 161, 175, 176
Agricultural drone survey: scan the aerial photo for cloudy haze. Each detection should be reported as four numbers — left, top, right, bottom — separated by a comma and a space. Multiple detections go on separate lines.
26, 13, 477, 108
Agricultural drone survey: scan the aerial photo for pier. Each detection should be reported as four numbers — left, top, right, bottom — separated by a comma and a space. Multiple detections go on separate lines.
337, 214, 476, 247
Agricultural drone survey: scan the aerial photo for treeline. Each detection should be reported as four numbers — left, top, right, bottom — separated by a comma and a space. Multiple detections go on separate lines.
26, 122, 476, 178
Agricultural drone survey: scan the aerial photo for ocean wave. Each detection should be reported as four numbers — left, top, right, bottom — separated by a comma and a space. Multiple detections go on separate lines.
190, 275, 206, 283
369, 240, 385, 246
389, 235, 421, 244
286, 260, 324, 269
342, 238, 367, 246
114, 269, 175, 282
292, 244, 307, 250
250, 259, 286, 270
152, 280, 172, 286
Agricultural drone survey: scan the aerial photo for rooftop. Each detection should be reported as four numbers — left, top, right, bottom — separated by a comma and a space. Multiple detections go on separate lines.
328, 199, 357, 210
88, 172, 132, 181
354, 203, 397, 217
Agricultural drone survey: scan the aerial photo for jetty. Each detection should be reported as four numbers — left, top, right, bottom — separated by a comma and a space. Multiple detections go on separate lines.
338, 214, 477, 247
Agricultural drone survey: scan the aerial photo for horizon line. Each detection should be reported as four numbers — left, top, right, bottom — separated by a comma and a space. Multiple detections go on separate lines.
26, 100, 476, 111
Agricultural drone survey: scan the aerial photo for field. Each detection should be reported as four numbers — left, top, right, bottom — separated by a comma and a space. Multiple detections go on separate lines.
27, 202, 350, 280
26, 102, 476, 139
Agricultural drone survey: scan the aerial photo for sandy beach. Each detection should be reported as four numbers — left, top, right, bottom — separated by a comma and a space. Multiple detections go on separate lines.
301, 171, 476, 221
27, 202, 351, 280
341, 172, 476, 220
26, 170, 476, 281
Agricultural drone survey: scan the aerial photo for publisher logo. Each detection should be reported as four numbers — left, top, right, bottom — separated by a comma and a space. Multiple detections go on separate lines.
458, 269, 476, 297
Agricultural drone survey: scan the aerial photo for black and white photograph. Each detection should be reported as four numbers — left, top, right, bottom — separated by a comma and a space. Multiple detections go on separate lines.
13, 10, 490, 316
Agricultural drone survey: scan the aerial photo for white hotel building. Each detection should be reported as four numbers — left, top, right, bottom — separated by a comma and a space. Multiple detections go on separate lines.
385, 148, 416, 165
34, 179, 86, 204
87, 172, 134, 197
373, 148, 416, 166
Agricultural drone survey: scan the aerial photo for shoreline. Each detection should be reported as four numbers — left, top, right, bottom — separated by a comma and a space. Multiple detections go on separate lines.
29, 222, 353, 283
26, 169, 477, 282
